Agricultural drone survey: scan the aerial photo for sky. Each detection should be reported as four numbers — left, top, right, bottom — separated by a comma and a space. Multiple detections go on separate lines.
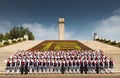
0, 0, 120, 41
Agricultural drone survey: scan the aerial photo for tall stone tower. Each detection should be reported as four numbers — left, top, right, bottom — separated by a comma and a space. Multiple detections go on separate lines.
58, 18, 64, 40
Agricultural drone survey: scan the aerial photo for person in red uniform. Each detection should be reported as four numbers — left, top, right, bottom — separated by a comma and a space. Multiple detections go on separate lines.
61, 59, 65, 74
11, 58, 16, 74
20, 59, 25, 74
6, 58, 11, 75
95, 60, 99, 74
109, 57, 114, 73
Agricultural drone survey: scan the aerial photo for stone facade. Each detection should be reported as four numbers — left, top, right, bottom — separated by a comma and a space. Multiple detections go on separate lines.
58, 18, 64, 40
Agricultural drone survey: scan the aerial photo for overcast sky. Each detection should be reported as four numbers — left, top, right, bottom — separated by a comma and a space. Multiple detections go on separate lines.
0, 0, 120, 41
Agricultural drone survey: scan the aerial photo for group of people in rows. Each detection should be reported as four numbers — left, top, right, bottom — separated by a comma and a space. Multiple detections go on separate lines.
6, 50, 114, 75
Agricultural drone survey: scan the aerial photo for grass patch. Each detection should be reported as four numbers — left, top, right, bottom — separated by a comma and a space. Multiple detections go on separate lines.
30, 40, 92, 50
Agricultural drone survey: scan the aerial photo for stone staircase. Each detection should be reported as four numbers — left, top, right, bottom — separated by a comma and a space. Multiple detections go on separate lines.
79, 40, 120, 71
0, 40, 120, 73
0, 40, 43, 72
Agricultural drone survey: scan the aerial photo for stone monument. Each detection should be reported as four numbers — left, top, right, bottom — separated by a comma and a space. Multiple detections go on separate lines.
24, 33, 29, 40
94, 32, 98, 40
58, 18, 64, 40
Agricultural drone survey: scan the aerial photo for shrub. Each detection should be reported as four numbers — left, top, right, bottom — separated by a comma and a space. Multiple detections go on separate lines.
95, 38, 99, 41
54, 46, 60, 50
42, 42, 54, 50
75, 46, 81, 50
116, 42, 120, 47
0, 39, 2, 42
4, 41, 9, 45
104, 40, 110, 43
99, 39, 104, 42
23, 38, 26, 41
18, 39, 21, 42
12, 40, 17, 43
110, 41, 116, 45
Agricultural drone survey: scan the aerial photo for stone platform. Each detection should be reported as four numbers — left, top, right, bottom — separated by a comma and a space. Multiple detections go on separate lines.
0, 40, 120, 73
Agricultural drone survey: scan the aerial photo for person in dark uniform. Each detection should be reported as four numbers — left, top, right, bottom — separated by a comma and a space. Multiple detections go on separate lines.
84, 59, 88, 74
25, 59, 28, 74
11, 58, 15, 74
38, 58, 42, 73
61, 59, 65, 74
68, 59, 72, 73
73, 59, 76, 73
6, 58, 11, 75
92, 60, 96, 73
88, 59, 92, 74
104, 58, 109, 73
33, 59, 38, 74
49, 59, 53, 73
43, 59, 46, 73
29, 58, 33, 74
109, 57, 114, 73
99, 59, 104, 73
54, 60, 57, 73
80, 59, 83, 74
21, 59, 25, 74
16, 58, 20, 74
95, 60, 99, 74
58, 59, 61, 73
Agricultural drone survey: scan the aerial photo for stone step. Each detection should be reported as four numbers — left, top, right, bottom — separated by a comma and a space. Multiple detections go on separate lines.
0, 40, 43, 72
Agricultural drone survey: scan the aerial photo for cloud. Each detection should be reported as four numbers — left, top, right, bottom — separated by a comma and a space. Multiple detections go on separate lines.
113, 8, 120, 15
0, 21, 82, 40
93, 9, 120, 41
0, 21, 11, 34
22, 23, 77, 40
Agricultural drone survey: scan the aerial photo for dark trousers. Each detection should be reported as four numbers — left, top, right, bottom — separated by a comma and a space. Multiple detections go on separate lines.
84, 65, 88, 74
25, 65, 28, 74
96, 65, 99, 74
21, 66, 24, 74
61, 66, 65, 74
80, 66, 83, 74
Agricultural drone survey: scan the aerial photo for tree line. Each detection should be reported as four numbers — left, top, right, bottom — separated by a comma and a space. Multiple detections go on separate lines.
0, 26, 34, 41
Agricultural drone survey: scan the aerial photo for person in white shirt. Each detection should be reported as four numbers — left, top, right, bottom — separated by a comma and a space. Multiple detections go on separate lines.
104, 58, 109, 73
11, 58, 16, 75
109, 57, 114, 73
33, 58, 38, 74
99, 59, 104, 74
53, 59, 58, 73
76, 58, 80, 73
29, 58, 33, 74
16, 58, 21, 74
6, 58, 11, 75
50, 59, 53, 73
92, 59, 96, 74
58, 59, 61, 73
87, 59, 92, 74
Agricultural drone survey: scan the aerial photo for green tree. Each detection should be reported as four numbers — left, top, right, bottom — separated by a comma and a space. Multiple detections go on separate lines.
9, 26, 34, 40
0, 33, 4, 42
4, 33, 10, 40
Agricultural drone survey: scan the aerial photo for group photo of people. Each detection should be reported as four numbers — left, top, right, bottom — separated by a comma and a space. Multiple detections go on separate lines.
5, 50, 114, 75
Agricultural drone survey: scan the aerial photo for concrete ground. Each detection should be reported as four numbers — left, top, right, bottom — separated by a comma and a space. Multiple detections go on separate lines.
0, 73, 120, 78
0, 40, 120, 76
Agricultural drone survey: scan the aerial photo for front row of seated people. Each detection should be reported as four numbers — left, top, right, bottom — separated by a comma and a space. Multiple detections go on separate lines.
5, 50, 114, 75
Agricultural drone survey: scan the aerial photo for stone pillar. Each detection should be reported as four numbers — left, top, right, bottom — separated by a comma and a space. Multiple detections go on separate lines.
94, 32, 98, 40
58, 18, 64, 40
24, 33, 29, 40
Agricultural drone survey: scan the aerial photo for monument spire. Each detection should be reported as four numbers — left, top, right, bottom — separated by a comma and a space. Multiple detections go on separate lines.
58, 18, 65, 40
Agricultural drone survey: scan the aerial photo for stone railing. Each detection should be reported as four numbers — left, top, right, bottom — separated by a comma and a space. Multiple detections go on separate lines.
0, 37, 26, 47
95, 38, 120, 47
